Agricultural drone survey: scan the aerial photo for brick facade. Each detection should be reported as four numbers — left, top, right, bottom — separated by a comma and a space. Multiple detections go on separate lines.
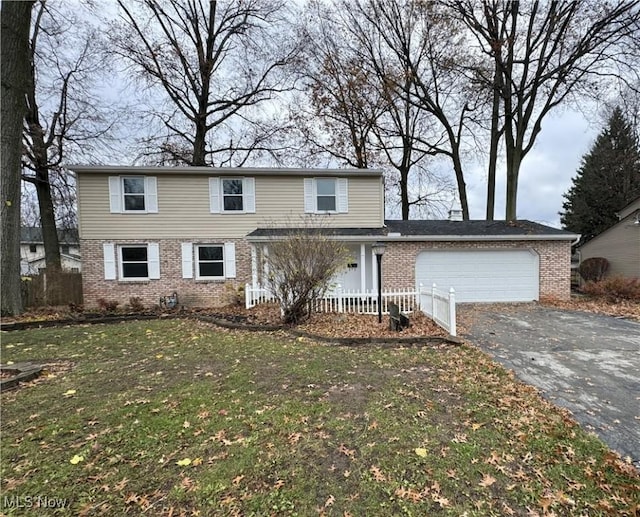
381, 240, 572, 300
81, 238, 252, 308
82, 237, 572, 308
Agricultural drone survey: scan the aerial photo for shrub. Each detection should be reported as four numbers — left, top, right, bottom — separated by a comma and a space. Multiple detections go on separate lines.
579, 257, 609, 282
582, 276, 640, 302
264, 219, 351, 324
129, 297, 145, 312
223, 283, 244, 307
97, 298, 120, 312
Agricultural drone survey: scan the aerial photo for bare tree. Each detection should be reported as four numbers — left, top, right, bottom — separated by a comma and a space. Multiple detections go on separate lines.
22, 0, 113, 271
111, 0, 298, 166
295, 3, 386, 169
347, 0, 476, 220
295, 0, 456, 219
1, 1, 33, 315
452, 0, 640, 220
264, 220, 351, 324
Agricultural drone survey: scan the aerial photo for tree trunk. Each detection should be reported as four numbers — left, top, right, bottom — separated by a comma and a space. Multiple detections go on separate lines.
486, 70, 502, 221
505, 148, 522, 221
35, 167, 61, 271
25, 79, 62, 271
400, 168, 410, 220
192, 116, 208, 166
1, 1, 33, 315
451, 146, 470, 220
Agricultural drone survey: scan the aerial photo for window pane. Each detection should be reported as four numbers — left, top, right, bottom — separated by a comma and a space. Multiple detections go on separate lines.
316, 178, 335, 196
223, 196, 243, 211
199, 262, 224, 277
124, 195, 145, 211
198, 246, 223, 261
123, 177, 145, 194
121, 247, 147, 262
317, 195, 336, 211
122, 263, 148, 278
222, 179, 243, 195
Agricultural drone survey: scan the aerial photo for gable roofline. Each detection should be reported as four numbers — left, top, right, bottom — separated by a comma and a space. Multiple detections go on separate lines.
616, 195, 640, 219
579, 206, 640, 250
247, 220, 580, 242
67, 165, 383, 178
384, 219, 579, 241
26, 253, 81, 264
21, 227, 79, 244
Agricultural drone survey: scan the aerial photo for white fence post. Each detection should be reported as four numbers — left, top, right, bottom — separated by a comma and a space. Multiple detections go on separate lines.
449, 287, 456, 337
418, 282, 423, 311
337, 284, 343, 313
245, 283, 251, 309
432, 283, 437, 321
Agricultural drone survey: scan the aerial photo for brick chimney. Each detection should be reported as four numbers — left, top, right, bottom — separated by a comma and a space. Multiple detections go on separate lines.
448, 208, 463, 221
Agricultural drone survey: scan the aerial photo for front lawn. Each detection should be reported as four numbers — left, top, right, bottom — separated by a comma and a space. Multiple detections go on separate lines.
1, 319, 638, 516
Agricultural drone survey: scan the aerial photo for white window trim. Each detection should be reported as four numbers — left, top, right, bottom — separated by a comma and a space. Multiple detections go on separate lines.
195, 244, 225, 280
184, 242, 236, 280
109, 176, 158, 214
304, 177, 348, 214
209, 177, 255, 214
117, 243, 160, 281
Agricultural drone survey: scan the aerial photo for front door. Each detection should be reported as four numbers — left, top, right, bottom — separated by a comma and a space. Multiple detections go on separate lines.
337, 246, 361, 291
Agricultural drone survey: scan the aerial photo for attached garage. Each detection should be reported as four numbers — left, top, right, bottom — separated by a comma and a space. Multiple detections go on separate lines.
415, 249, 539, 302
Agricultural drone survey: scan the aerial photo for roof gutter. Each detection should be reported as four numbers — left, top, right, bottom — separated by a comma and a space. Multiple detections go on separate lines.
247, 233, 580, 242
67, 165, 384, 178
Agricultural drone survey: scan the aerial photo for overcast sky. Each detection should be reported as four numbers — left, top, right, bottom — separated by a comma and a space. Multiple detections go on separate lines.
464, 109, 599, 228
65, 2, 610, 230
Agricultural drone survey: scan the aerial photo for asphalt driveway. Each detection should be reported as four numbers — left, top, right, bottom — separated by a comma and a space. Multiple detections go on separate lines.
463, 305, 640, 468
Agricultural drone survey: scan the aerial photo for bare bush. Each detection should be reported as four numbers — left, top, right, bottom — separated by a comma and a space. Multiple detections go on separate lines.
579, 257, 609, 282
582, 277, 640, 302
263, 221, 351, 324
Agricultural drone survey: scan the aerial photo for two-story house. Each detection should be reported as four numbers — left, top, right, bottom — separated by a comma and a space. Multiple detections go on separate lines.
73, 165, 579, 308
20, 227, 82, 275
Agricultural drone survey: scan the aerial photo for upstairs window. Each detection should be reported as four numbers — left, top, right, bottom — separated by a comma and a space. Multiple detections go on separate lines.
209, 177, 255, 214
123, 177, 146, 211
109, 176, 158, 214
222, 179, 244, 211
304, 177, 349, 214
316, 178, 336, 211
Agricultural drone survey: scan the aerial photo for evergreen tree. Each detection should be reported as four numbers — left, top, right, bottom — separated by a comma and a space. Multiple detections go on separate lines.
560, 107, 640, 243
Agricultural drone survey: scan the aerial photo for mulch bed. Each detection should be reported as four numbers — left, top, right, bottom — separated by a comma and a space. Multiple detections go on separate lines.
1, 303, 457, 344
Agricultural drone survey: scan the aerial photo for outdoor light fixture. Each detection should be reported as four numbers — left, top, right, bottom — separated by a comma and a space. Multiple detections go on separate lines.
372, 241, 386, 323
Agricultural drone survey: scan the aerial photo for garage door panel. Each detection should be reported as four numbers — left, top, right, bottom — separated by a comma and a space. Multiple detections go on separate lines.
415, 250, 539, 303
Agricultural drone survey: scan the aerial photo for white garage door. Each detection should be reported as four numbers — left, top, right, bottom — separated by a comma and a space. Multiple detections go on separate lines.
415, 249, 539, 302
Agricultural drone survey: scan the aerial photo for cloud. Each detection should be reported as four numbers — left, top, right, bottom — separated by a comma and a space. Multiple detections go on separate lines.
465, 110, 598, 227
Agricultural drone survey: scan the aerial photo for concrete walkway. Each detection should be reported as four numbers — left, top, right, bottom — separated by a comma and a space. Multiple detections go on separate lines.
464, 305, 640, 468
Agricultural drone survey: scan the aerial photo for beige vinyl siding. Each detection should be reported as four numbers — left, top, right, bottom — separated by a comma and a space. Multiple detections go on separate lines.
78, 174, 384, 239
580, 220, 640, 278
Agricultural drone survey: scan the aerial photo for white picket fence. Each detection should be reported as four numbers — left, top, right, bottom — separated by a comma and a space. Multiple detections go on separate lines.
245, 284, 417, 314
245, 283, 457, 336
419, 283, 457, 336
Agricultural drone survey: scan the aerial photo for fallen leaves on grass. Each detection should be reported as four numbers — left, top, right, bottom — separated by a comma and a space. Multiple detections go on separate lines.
69, 455, 84, 465
541, 295, 640, 321
298, 311, 448, 339
414, 447, 428, 457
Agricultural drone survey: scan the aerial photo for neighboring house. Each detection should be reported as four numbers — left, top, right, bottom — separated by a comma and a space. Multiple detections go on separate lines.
20, 227, 82, 275
579, 196, 640, 279
72, 165, 579, 308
